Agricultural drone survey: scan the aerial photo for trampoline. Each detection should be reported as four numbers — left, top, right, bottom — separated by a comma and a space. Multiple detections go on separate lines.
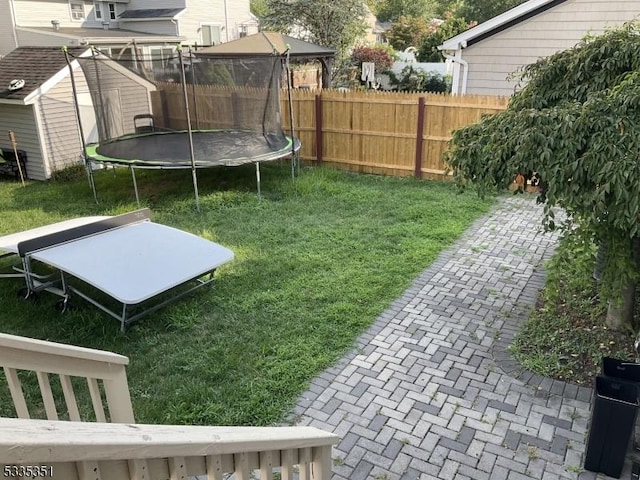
86, 130, 300, 168
66, 47, 300, 208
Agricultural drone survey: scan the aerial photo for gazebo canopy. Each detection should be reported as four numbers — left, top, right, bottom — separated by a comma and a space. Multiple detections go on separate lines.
196, 31, 335, 87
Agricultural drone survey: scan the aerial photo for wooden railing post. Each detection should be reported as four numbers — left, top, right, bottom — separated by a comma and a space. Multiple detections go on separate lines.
414, 97, 425, 179
315, 93, 323, 164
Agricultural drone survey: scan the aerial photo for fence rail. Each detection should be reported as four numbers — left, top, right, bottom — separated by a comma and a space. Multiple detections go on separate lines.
152, 85, 509, 180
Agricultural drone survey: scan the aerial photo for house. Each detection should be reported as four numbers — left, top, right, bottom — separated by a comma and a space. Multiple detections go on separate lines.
0, 0, 259, 59
438, 0, 640, 96
0, 46, 155, 180
363, 4, 391, 44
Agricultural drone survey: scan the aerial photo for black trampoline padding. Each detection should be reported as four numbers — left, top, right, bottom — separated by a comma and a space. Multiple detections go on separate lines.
86, 130, 300, 168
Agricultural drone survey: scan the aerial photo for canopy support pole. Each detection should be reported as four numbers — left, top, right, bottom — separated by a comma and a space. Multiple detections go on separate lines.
178, 46, 201, 212
63, 46, 98, 204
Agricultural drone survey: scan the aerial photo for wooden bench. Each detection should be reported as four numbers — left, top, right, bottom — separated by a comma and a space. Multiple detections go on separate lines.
0, 333, 338, 479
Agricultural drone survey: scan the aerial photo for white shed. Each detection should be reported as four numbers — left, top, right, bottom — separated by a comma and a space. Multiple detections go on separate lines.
0, 46, 155, 180
438, 0, 640, 96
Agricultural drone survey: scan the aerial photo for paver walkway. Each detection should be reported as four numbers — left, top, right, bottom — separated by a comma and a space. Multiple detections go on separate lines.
288, 195, 624, 480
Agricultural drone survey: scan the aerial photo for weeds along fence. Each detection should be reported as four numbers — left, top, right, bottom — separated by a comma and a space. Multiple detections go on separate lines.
152, 84, 509, 180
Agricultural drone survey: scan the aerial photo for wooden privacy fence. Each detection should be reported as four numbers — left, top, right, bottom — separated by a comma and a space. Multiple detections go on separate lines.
151, 84, 509, 180
283, 89, 509, 180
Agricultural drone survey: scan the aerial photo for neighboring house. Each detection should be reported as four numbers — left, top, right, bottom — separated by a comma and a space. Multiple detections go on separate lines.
363, 4, 390, 44
438, 0, 640, 96
0, 46, 155, 180
0, 0, 258, 59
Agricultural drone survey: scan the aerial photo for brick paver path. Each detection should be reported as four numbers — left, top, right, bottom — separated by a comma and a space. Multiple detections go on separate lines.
288, 195, 616, 480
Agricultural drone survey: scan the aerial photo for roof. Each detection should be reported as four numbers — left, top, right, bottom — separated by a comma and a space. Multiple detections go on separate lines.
0, 46, 88, 102
439, 0, 567, 51
119, 8, 184, 19
196, 31, 335, 58
16, 26, 183, 44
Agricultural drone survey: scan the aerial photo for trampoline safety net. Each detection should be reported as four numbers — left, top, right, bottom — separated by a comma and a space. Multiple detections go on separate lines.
73, 49, 297, 168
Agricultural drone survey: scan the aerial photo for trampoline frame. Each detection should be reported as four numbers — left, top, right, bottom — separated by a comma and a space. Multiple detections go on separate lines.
85, 130, 300, 204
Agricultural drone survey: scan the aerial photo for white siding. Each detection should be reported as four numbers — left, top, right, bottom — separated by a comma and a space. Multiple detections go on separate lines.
13, 0, 99, 28
178, 0, 256, 45
0, 1, 18, 57
0, 104, 46, 181
36, 75, 86, 177
461, 0, 640, 96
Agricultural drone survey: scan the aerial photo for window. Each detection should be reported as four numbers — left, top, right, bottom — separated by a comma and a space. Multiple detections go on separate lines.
70, 1, 85, 21
94, 1, 102, 20
239, 25, 249, 38
108, 3, 116, 20
201, 24, 221, 46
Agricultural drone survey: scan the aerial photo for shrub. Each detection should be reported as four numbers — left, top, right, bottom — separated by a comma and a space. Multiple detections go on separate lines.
350, 45, 394, 72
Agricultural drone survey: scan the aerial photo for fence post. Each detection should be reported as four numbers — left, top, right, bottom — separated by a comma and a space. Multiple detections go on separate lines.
414, 97, 426, 178
315, 93, 323, 164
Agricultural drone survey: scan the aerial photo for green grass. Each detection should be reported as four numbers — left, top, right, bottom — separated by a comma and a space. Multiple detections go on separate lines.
0, 163, 493, 426
511, 229, 636, 385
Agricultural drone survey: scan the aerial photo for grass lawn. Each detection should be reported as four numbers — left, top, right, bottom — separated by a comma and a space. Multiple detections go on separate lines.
0, 163, 493, 426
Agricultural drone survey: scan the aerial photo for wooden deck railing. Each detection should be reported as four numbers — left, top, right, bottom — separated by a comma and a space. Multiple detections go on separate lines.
0, 333, 339, 480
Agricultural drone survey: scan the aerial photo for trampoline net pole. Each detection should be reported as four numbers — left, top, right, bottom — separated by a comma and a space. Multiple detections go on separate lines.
64, 46, 98, 204
284, 49, 297, 180
178, 46, 201, 212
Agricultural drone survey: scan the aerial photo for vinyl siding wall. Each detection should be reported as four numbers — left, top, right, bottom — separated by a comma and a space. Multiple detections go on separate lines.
462, 0, 640, 96
0, 104, 46, 180
36, 74, 87, 177
0, 1, 18, 57
178, 0, 257, 45
13, 0, 106, 29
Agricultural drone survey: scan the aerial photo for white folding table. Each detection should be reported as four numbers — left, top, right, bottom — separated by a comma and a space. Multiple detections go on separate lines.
3, 210, 234, 332
0, 216, 109, 285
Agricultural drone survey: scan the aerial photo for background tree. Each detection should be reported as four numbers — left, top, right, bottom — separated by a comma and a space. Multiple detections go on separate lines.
454, 0, 527, 23
386, 15, 434, 51
262, 0, 367, 84
417, 13, 475, 62
373, 0, 439, 22
444, 22, 640, 329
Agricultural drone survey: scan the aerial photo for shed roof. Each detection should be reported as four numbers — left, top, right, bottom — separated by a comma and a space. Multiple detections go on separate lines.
439, 0, 567, 51
196, 31, 335, 58
0, 46, 88, 102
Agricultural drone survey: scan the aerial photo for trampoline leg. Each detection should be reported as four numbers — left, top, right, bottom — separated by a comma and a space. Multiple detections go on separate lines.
85, 162, 99, 204
130, 166, 140, 207
191, 168, 200, 213
256, 162, 261, 201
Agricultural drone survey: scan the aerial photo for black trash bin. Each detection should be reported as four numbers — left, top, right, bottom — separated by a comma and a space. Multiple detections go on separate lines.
602, 357, 640, 384
584, 375, 640, 478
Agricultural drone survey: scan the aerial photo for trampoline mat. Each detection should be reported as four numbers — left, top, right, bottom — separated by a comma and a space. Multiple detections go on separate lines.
90, 130, 296, 168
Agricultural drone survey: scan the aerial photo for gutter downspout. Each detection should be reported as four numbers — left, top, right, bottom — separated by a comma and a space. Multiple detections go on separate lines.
9, 0, 19, 49
223, 0, 230, 41
442, 46, 468, 95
